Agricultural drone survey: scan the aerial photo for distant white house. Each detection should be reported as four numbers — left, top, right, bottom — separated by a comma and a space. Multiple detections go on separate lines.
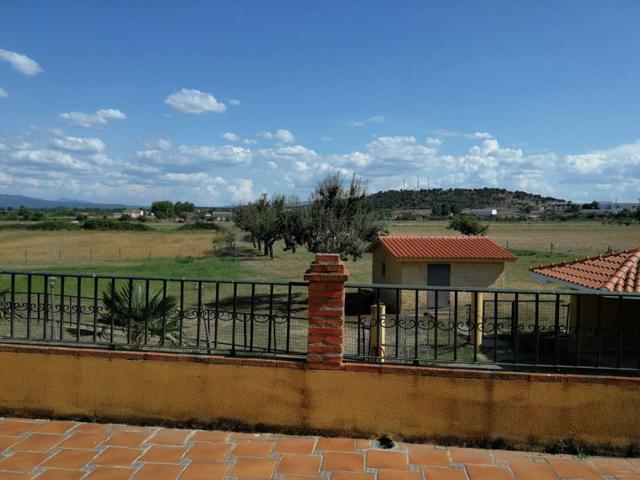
467, 208, 497, 218
113, 208, 145, 219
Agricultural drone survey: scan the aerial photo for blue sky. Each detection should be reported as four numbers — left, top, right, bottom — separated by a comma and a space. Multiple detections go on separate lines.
1, 1, 639, 205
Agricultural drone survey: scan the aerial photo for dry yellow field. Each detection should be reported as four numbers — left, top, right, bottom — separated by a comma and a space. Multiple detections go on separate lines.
388, 221, 640, 255
0, 221, 638, 289
0, 230, 213, 263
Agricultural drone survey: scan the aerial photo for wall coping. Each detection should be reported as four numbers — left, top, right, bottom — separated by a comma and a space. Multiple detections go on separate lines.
1, 343, 638, 387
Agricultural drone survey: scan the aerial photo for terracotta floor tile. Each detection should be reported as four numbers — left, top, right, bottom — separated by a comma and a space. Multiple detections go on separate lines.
465, 465, 513, 480
110, 424, 151, 433
147, 429, 192, 446
107, 431, 152, 448
189, 431, 228, 443
509, 463, 559, 480
282, 476, 323, 480
422, 466, 468, 480
355, 439, 371, 450
93, 446, 144, 466
0, 421, 36, 437
322, 453, 365, 472
331, 474, 375, 480
408, 447, 450, 467
57, 433, 108, 450
0, 436, 21, 452
591, 457, 639, 476
178, 461, 231, 480
71, 423, 110, 435
12, 434, 66, 453
0, 474, 31, 480
229, 457, 277, 479
449, 448, 493, 465
139, 445, 186, 464
490, 450, 538, 464
42, 449, 97, 469
33, 470, 85, 480
367, 450, 408, 470
31, 421, 77, 435
377, 469, 422, 480
186, 442, 232, 462
277, 454, 322, 476
273, 437, 316, 454
133, 463, 184, 479
547, 458, 602, 480
228, 432, 268, 442
233, 440, 275, 457
0, 452, 49, 473
316, 438, 356, 452
82, 467, 134, 480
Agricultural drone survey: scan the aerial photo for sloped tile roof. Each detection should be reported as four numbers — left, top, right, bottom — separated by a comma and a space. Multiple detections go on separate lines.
530, 248, 640, 292
366, 235, 516, 262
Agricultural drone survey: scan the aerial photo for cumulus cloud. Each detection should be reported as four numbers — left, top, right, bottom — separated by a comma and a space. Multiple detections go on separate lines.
51, 136, 105, 153
257, 129, 295, 143
228, 98, 241, 106
0, 87, 7, 98
0, 49, 43, 76
221, 132, 239, 142
227, 178, 255, 203
59, 108, 127, 128
177, 144, 252, 165
164, 88, 226, 114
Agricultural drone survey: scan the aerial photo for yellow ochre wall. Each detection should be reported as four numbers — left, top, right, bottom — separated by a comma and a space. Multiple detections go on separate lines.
1, 348, 639, 449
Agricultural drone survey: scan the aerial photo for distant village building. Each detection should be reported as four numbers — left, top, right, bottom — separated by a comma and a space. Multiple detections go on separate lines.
366, 236, 516, 311
113, 208, 145, 219
466, 208, 498, 218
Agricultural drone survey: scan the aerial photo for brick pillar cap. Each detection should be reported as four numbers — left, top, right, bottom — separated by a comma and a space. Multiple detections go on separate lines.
314, 253, 342, 264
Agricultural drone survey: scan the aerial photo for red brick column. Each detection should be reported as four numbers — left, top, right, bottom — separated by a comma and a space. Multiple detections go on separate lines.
304, 253, 349, 369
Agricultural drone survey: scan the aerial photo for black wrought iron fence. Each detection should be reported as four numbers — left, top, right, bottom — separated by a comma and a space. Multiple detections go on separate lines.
344, 283, 640, 374
0, 271, 308, 358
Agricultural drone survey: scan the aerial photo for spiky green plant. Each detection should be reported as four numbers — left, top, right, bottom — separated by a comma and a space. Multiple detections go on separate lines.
100, 284, 179, 346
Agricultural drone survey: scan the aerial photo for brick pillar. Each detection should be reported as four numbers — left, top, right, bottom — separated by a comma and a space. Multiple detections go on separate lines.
304, 253, 349, 369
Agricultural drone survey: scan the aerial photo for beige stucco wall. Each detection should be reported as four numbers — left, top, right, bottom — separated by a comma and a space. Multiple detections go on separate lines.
0, 348, 639, 450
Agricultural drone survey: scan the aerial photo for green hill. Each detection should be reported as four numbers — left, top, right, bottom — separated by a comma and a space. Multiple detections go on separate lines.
368, 188, 564, 211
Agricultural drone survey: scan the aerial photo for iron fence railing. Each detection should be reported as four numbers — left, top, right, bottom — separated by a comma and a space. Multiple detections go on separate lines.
0, 271, 308, 358
344, 283, 640, 375
1, 271, 640, 375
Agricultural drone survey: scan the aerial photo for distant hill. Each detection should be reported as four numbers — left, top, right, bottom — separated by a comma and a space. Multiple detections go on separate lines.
0, 194, 130, 210
367, 188, 565, 211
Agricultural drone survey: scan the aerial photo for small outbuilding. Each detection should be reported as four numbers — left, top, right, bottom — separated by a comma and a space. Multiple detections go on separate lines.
530, 248, 640, 335
365, 235, 516, 311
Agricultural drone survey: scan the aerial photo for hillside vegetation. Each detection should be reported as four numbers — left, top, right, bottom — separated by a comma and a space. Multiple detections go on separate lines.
368, 188, 563, 211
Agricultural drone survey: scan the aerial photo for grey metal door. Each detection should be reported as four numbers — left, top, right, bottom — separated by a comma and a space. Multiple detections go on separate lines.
427, 263, 450, 309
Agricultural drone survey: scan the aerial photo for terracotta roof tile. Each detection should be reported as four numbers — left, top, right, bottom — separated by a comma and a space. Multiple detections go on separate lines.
366, 236, 516, 262
530, 248, 640, 292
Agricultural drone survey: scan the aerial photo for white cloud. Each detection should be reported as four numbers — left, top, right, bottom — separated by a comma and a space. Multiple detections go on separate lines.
432, 129, 493, 139
227, 178, 255, 203
52, 136, 105, 152
222, 132, 240, 142
228, 98, 241, 106
0, 49, 43, 76
349, 114, 385, 127
258, 129, 295, 143
275, 129, 295, 143
0, 87, 7, 98
59, 108, 127, 128
11, 149, 88, 170
164, 88, 226, 114
177, 144, 252, 165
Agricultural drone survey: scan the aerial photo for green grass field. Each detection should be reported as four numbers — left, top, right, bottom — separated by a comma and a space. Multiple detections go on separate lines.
0, 220, 638, 289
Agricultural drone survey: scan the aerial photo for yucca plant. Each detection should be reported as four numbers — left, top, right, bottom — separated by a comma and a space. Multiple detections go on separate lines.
100, 284, 179, 346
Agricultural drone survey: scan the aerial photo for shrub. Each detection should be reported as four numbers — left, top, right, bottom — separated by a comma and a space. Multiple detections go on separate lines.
82, 219, 150, 231
447, 214, 489, 236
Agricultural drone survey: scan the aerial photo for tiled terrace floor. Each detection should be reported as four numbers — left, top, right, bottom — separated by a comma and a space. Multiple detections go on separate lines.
0, 418, 638, 480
